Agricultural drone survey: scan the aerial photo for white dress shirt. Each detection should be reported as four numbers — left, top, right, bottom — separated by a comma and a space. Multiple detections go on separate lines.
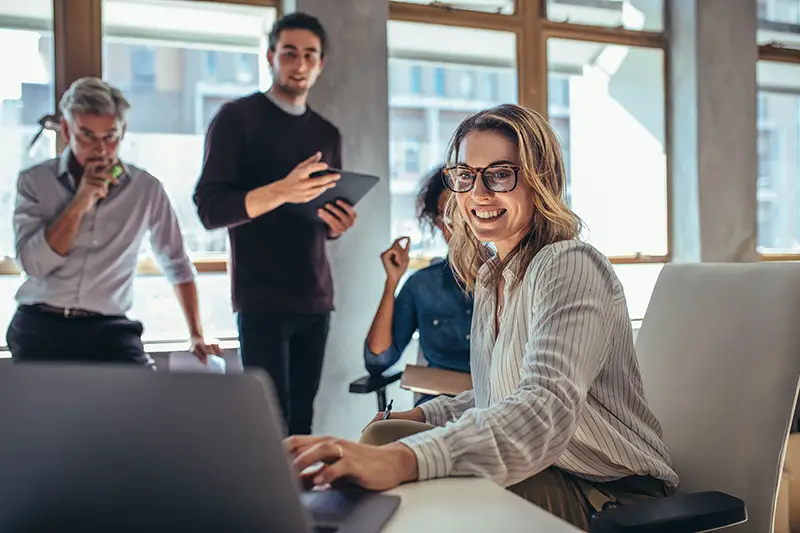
13, 149, 196, 315
399, 240, 679, 489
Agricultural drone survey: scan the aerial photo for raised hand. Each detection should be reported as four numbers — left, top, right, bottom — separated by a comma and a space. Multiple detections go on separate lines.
380, 237, 411, 285
272, 151, 340, 205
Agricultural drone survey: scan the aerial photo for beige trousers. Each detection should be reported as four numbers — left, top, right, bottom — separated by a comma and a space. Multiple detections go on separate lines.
360, 420, 669, 531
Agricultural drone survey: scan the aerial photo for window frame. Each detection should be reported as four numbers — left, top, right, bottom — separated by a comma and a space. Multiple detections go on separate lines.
0, 0, 669, 279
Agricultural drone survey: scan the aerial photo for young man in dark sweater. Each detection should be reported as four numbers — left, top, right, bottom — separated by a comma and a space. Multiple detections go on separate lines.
193, 13, 357, 435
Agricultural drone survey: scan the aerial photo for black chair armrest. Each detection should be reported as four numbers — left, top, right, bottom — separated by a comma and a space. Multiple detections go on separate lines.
589, 491, 746, 533
349, 371, 403, 394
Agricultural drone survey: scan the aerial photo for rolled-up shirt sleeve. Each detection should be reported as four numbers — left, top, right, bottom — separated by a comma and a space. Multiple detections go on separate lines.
14, 171, 68, 278
399, 246, 615, 486
148, 181, 196, 285
418, 389, 476, 427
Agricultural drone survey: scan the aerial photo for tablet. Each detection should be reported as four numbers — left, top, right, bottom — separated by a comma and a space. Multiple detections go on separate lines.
284, 168, 380, 222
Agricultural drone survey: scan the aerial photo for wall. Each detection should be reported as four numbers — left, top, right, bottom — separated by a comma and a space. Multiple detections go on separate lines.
669, 0, 759, 263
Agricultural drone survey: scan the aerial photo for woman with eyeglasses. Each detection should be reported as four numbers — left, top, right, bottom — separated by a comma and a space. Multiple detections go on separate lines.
284, 104, 678, 530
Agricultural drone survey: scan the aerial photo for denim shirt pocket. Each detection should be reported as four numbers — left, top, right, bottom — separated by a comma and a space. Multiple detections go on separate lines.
419, 313, 469, 358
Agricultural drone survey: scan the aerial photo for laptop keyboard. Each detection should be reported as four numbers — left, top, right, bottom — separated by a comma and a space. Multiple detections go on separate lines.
302, 488, 370, 530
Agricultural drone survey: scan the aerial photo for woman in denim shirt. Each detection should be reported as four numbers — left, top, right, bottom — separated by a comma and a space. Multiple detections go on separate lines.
363, 166, 472, 403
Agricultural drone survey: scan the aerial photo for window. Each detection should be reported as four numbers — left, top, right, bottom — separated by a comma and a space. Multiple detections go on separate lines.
487, 72, 499, 101
404, 141, 422, 173
130, 45, 156, 89
235, 53, 256, 84
546, 0, 663, 32
409, 65, 423, 94
546, 38, 666, 320
458, 71, 476, 99
547, 38, 667, 258
756, 60, 800, 254
548, 75, 572, 204
392, 0, 514, 15
101, 0, 277, 339
103, 0, 275, 261
759, 0, 800, 25
758, 0, 800, 44
0, 0, 54, 342
433, 67, 446, 97
388, 20, 517, 259
129, 273, 236, 342
205, 51, 219, 78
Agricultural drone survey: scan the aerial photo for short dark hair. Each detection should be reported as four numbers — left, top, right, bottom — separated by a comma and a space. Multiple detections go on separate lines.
268, 12, 328, 57
416, 165, 448, 232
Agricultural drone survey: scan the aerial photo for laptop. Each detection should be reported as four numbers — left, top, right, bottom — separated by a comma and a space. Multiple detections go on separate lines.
0, 364, 401, 533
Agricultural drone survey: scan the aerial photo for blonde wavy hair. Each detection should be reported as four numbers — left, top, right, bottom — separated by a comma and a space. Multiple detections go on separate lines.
444, 104, 582, 293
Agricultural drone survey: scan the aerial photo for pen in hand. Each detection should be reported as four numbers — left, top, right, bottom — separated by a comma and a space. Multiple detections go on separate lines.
382, 399, 393, 420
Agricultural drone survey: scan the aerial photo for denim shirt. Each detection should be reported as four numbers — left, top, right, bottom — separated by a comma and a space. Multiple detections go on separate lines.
364, 259, 472, 376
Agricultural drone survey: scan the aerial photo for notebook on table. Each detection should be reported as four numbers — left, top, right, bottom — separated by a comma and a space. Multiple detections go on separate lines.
400, 364, 473, 397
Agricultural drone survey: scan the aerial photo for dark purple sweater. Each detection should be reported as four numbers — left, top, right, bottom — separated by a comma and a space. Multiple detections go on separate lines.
193, 93, 342, 314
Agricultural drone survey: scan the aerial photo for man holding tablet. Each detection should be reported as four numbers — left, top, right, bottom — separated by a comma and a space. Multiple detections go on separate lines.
193, 12, 356, 435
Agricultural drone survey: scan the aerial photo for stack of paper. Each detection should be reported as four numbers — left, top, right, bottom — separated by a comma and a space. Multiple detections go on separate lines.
168, 352, 227, 374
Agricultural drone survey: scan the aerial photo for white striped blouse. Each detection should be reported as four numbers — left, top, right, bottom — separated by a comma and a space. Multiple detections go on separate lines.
399, 240, 679, 489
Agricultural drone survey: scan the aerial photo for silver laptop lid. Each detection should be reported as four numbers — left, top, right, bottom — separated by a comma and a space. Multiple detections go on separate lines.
0, 363, 314, 533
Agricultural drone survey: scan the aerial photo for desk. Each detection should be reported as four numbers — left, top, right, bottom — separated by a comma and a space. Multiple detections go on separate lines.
382, 478, 583, 532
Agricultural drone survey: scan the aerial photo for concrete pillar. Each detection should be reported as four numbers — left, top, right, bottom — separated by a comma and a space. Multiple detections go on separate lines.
282, 0, 391, 439
669, 0, 759, 262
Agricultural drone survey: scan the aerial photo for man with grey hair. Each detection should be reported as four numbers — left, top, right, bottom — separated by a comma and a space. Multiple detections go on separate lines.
6, 77, 221, 367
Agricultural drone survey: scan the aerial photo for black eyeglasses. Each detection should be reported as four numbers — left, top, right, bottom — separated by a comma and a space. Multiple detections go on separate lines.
443, 164, 520, 193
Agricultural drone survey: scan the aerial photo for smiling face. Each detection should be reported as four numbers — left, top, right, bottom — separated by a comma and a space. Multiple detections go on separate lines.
453, 130, 536, 259
443, 104, 581, 293
267, 29, 324, 100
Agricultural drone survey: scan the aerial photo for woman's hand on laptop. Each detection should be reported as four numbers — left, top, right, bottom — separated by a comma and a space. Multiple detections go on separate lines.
284, 435, 417, 492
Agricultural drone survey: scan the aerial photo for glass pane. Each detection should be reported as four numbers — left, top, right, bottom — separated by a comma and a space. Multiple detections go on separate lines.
102, 0, 276, 259
0, 0, 55, 345
393, 0, 514, 15
547, 0, 663, 32
614, 263, 663, 320
130, 273, 236, 342
758, 0, 800, 44
388, 20, 517, 258
547, 38, 667, 257
756, 60, 800, 253
0, 0, 55, 259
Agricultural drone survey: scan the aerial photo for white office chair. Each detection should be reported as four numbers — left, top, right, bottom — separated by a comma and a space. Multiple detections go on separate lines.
591, 262, 800, 532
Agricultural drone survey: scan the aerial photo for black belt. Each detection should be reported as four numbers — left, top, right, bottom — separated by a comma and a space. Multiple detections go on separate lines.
25, 303, 103, 318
